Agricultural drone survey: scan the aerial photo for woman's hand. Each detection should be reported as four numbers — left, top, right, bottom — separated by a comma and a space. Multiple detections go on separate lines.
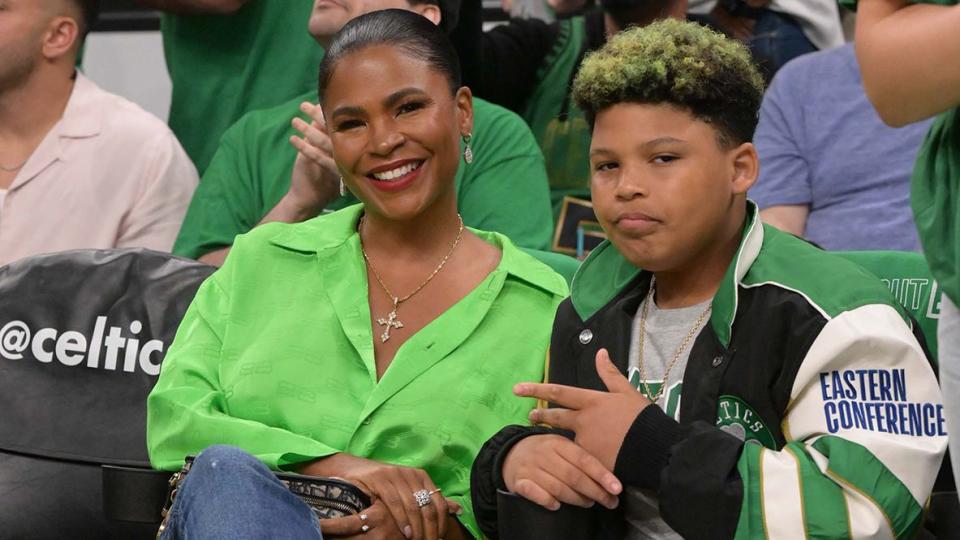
285, 101, 341, 214
302, 453, 461, 540
320, 500, 467, 540
320, 499, 406, 539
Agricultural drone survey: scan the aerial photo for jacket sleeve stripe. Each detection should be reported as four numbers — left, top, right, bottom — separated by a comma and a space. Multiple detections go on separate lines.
784, 443, 851, 539
760, 445, 809, 539
811, 436, 923, 539
734, 443, 768, 540
840, 482, 895, 540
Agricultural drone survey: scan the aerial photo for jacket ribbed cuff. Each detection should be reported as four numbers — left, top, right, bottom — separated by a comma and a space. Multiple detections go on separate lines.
614, 405, 684, 491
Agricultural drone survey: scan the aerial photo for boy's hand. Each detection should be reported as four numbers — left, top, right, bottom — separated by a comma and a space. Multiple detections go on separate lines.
515, 349, 651, 470
501, 434, 621, 511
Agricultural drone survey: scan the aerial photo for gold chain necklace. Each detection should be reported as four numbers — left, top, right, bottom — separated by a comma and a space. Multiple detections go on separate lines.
360, 214, 464, 343
636, 277, 712, 404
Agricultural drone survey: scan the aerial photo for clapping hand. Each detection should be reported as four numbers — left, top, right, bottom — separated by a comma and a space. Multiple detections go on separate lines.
287, 101, 342, 213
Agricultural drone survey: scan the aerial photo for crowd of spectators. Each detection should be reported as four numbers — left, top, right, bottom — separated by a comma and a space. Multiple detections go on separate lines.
2, 0, 958, 538
2, 0, 934, 260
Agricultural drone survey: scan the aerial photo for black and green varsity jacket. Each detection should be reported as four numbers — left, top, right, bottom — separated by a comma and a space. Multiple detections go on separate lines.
471, 203, 947, 539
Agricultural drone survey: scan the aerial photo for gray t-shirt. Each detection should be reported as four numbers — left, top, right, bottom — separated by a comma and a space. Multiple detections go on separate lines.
624, 295, 712, 540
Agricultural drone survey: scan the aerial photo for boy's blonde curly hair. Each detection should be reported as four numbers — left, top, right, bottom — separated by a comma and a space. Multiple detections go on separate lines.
572, 18, 765, 146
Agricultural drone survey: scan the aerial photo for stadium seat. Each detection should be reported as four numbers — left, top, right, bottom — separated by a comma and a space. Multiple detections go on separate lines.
521, 248, 580, 287
0, 249, 214, 539
837, 250, 942, 362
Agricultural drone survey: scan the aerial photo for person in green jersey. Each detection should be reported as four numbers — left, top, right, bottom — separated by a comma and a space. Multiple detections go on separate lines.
137, 0, 325, 173
147, 10, 567, 539
453, 0, 686, 215
851, 0, 960, 501
172, 0, 555, 264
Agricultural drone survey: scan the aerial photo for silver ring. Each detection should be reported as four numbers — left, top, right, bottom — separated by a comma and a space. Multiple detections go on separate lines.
361, 524, 370, 533
413, 489, 433, 508
359, 513, 368, 522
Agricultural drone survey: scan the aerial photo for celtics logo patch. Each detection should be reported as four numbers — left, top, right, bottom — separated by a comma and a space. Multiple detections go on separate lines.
716, 395, 776, 448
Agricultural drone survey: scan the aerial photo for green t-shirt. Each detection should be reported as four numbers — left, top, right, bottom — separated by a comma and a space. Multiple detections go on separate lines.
161, 1, 325, 173
913, 107, 960, 303
173, 93, 554, 257
149, 205, 569, 538
522, 16, 592, 217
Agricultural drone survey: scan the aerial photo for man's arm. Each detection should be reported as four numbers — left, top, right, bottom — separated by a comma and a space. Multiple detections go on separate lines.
750, 60, 813, 238
759, 205, 808, 236
135, 0, 250, 15
116, 131, 199, 252
855, 0, 960, 125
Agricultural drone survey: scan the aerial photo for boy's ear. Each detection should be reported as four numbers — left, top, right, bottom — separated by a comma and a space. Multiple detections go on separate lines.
730, 142, 759, 195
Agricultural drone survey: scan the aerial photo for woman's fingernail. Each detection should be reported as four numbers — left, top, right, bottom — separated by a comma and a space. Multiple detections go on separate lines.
610, 481, 622, 493
403, 525, 412, 538
456, 507, 464, 515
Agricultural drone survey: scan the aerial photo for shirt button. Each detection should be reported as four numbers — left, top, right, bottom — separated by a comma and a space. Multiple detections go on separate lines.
361, 419, 371, 426
711, 356, 723, 368
579, 329, 593, 345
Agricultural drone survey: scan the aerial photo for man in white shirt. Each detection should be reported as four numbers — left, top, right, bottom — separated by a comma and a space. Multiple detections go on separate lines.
0, 0, 197, 267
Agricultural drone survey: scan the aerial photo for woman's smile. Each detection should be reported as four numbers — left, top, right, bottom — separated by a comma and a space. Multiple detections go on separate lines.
365, 158, 426, 192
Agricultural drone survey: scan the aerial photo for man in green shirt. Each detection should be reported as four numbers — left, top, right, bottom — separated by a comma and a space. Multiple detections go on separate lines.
172, 0, 555, 263
137, 1, 325, 173
850, 0, 960, 499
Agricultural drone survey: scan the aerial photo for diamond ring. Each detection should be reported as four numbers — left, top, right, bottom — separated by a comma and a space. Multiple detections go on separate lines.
413, 489, 432, 507
413, 488, 442, 508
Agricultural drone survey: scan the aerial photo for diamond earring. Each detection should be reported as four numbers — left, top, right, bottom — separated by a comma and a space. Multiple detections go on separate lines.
462, 133, 474, 164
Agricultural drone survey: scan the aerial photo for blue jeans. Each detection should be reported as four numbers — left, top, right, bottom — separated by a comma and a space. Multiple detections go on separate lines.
159, 445, 324, 540
749, 10, 817, 79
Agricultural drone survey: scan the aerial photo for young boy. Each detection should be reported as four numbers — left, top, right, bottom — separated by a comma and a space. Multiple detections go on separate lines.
471, 19, 947, 539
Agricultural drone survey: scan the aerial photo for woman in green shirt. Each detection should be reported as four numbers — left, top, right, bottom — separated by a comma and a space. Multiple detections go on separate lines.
147, 10, 568, 540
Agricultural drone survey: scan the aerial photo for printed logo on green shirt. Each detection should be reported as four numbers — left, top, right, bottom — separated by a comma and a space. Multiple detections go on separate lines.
628, 368, 682, 420
716, 395, 777, 449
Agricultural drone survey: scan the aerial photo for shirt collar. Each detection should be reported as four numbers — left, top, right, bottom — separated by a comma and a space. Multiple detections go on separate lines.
267, 204, 568, 297
570, 200, 764, 348
57, 73, 103, 139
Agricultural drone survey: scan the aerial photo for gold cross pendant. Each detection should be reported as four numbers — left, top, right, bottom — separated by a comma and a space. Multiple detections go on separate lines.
376, 297, 404, 343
